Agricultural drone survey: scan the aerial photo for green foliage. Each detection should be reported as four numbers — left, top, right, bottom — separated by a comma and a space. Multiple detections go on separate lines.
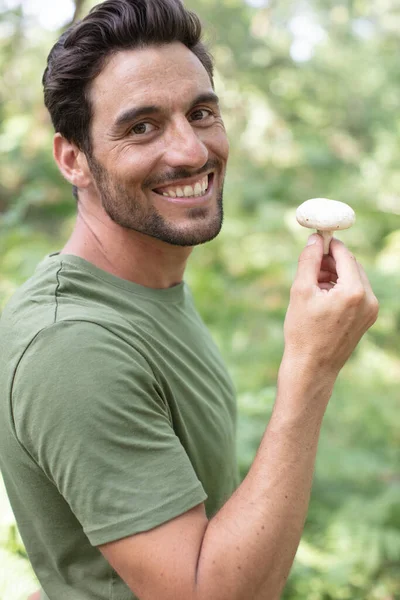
0, 0, 399, 598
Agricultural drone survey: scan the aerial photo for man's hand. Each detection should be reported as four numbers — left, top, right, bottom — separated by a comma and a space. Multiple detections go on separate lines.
27, 592, 41, 600
281, 233, 379, 411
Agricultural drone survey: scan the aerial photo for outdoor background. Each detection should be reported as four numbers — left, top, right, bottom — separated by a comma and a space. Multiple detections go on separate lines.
0, 0, 399, 598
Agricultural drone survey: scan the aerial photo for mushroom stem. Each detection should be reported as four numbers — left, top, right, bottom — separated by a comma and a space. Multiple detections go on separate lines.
317, 230, 333, 254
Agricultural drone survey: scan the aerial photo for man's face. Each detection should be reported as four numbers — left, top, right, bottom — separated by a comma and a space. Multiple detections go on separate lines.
85, 42, 229, 247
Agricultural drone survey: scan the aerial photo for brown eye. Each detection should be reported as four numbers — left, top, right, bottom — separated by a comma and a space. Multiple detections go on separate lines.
190, 109, 212, 122
131, 122, 155, 135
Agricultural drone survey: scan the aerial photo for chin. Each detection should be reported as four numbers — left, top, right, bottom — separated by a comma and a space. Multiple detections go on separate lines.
102, 186, 224, 246
151, 208, 224, 247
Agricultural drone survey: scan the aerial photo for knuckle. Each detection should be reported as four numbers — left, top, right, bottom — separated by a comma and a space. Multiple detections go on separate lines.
290, 280, 309, 299
369, 296, 380, 321
345, 287, 365, 306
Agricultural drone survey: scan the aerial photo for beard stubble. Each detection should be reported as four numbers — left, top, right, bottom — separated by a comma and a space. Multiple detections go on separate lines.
86, 154, 225, 247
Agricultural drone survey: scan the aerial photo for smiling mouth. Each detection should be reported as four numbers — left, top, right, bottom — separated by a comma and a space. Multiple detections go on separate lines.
153, 174, 212, 199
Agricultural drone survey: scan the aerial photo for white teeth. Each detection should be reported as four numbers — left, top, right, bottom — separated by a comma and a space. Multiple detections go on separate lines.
159, 175, 210, 198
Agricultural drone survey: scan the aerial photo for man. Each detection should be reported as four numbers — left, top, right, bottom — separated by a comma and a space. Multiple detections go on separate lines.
0, 1, 378, 599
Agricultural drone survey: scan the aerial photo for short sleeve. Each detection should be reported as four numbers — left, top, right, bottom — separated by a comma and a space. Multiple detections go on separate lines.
12, 320, 207, 546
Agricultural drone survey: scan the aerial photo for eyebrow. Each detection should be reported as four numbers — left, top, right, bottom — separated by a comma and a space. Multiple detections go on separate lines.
111, 92, 220, 134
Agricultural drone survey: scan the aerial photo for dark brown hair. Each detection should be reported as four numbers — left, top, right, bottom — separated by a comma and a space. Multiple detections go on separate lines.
43, 0, 214, 196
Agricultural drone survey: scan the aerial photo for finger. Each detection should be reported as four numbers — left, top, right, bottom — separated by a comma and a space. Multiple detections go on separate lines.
357, 262, 379, 324
318, 282, 336, 291
318, 270, 338, 283
329, 238, 363, 288
295, 233, 324, 287
321, 254, 337, 275
357, 261, 378, 301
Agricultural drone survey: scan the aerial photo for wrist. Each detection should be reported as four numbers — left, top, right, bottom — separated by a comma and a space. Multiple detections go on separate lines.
279, 348, 338, 389
274, 352, 337, 425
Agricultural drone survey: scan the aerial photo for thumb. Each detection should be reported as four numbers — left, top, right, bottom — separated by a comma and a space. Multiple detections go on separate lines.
294, 233, 324, 286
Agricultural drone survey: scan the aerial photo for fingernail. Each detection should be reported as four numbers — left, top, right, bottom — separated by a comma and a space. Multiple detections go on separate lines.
307, 234, 318, 246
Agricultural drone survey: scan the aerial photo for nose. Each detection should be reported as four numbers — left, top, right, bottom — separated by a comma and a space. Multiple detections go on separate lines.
163, 117, 208, 169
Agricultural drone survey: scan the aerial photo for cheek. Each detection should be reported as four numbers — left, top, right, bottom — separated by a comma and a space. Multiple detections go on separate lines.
209, 126, 229, 160
114, 148, 160, 185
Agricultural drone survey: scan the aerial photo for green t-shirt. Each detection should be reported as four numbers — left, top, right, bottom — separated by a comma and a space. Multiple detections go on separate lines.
0, 253, 239, 600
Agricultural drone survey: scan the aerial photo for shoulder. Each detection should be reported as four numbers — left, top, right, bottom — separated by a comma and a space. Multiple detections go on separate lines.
11, 318, 168, 457
14, 317, 155, 386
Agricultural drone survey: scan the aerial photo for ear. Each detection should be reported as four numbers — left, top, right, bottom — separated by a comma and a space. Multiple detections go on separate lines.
53, 133, 92, 191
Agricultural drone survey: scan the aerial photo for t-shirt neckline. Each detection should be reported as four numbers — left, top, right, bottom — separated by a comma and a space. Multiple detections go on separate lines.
46, 252, 186, 304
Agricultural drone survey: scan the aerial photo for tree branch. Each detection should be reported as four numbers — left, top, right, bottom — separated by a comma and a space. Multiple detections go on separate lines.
64, 0, 86, 29
72, 0, 86, 23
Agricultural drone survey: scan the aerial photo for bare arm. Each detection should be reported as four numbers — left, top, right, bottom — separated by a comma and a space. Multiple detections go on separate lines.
99, 235, 379, 600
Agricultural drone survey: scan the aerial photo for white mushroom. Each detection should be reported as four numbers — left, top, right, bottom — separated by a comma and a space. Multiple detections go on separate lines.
296, 198, 356, 254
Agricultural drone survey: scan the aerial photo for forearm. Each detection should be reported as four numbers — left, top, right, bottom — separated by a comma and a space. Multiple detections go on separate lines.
195, 359, 335, 600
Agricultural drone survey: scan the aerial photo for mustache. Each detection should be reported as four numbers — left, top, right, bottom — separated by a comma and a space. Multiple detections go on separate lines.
143, 158, 222, 189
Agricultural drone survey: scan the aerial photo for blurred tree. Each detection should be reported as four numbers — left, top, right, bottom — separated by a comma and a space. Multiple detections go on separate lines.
69, 0, 87, 26
0, 0, 399, 598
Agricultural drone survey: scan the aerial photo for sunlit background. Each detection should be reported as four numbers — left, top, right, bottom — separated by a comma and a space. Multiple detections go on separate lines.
2, 0, 75, 29
0, 0, 399, 598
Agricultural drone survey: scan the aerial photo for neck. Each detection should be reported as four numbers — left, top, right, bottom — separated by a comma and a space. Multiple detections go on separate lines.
60, 204, 192, 289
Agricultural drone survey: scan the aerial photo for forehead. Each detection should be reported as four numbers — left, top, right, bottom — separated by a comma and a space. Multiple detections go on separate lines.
89, 42, 213, 123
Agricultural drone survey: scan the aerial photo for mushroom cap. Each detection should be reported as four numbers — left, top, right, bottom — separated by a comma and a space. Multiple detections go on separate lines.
296, 198, 356, 231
